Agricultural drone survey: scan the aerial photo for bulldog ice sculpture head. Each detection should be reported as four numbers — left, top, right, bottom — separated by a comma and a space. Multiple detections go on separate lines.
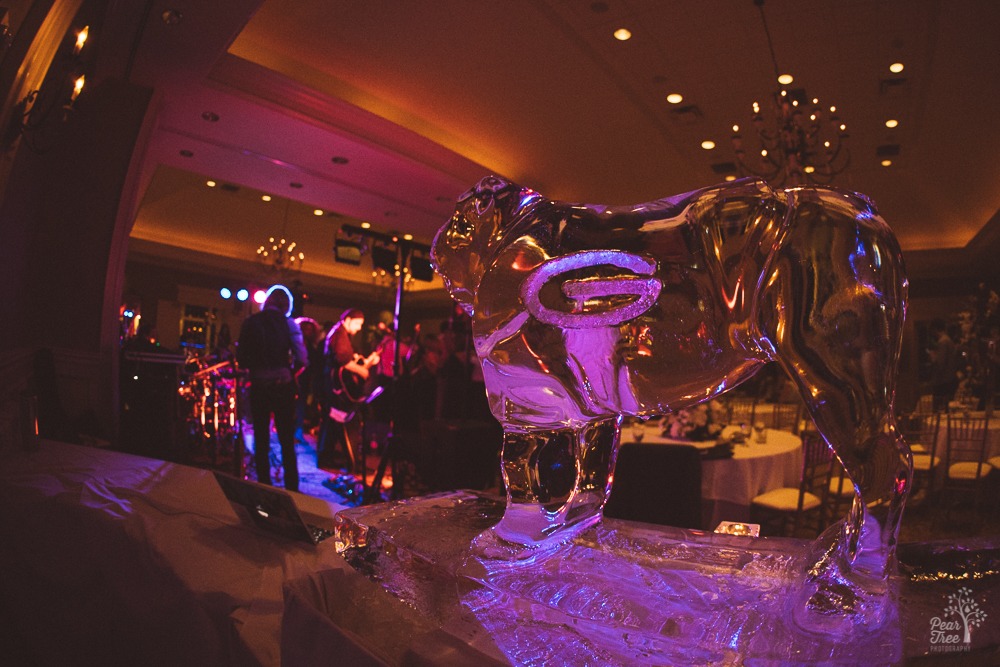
432, 175, 911, 617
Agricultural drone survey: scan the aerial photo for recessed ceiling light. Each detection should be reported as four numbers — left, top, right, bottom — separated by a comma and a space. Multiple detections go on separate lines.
289, 182, 303, 189
179, 149, 193, 158
889, 62, 904, 73
613, 28, 631, 41
724, 175, 736, 182
201, 111, 219, 122
261, 195, 271, 202
331, 156, 349, 165
313, 209, 323, 216
701, 140, 716, 150
403, 234, 413, 241
881, 159, 892, 167
777, 73, 794, 85
666, 93, 683, 104
804, 165, 816, 174
885, 119, 899, 128
206, 180, 216, 188
361, 222, 371, 229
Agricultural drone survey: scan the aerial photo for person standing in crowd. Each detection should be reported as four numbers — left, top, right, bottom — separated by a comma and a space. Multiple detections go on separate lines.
318, 308, 378, 471
364, 322, 406, 450
237, 285, 308, 491
293, 316, 324, 444
929, 318, 959, 411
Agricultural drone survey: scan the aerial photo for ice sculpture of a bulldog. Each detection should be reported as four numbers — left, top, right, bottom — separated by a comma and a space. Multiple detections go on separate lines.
431, 175, 911, 625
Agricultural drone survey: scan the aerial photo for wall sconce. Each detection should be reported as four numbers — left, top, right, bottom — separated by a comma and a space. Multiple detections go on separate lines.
2, 24, 90, 153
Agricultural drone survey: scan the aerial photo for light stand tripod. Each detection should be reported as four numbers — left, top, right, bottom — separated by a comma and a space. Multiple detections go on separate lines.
339, 227, 428, 505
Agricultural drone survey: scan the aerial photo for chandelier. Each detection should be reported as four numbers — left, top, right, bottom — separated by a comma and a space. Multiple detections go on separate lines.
730, 0, 850, 187
256, 199, 304, 276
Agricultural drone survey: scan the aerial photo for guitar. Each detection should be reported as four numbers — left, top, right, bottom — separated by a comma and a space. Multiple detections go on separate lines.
335, 351, 381, 404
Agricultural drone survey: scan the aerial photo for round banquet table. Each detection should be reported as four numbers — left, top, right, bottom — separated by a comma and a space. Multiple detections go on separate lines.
629, 425, 803, 529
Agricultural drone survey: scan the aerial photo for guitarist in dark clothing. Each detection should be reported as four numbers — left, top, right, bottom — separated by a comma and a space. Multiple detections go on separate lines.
318, 308, 378, 471
237, 286, 309, 491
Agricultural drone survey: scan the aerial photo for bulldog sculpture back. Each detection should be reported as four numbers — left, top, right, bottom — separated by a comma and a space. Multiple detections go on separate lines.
431, 175, 911, 626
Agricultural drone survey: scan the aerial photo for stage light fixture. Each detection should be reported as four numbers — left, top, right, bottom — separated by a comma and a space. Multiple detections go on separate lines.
410, 254, 435, 282
334, 237, 363, 265
371, 244, 397, 273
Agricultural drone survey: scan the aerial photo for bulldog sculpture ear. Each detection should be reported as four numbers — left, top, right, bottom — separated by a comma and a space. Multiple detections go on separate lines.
432, 176, 536, 312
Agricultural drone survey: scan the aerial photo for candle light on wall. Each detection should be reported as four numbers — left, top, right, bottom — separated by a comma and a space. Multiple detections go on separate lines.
74, 26, 89, 55
70, 75, 85, 104
2, 22, 93, 153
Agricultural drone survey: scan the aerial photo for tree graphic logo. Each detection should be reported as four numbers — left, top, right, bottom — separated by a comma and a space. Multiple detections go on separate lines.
929, 586, 988, 652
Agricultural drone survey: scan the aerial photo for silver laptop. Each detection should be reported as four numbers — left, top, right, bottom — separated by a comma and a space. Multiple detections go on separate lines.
213, 472, 334, 545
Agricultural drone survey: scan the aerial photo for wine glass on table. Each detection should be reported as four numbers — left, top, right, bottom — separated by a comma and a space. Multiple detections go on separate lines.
737, 422, 751, 446
753, 420, 768, 444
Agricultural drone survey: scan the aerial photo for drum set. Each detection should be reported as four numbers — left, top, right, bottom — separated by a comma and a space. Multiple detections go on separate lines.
177, 359, 249, 476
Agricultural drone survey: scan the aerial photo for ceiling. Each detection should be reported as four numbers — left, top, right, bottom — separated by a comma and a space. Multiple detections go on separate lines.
115, 0, 1000, 295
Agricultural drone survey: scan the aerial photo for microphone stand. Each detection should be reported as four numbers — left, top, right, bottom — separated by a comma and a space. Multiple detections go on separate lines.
361, 243, 409, 505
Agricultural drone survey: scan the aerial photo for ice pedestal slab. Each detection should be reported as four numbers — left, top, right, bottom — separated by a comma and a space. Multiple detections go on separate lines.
327, 492, 1000, 665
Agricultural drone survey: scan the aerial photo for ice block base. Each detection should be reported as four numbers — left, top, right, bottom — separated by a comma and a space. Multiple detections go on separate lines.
328, 492, 1000, 665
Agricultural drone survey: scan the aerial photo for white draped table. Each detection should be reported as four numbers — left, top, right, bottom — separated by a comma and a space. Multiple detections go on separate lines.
630, 425, 804, 528
0, 440, 375, 666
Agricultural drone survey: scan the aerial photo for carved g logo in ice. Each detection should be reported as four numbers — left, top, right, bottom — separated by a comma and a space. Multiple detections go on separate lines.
520, 250, 661, 329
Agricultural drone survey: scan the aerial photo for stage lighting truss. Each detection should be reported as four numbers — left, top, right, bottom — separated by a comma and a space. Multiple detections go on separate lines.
335, 224, 435, 284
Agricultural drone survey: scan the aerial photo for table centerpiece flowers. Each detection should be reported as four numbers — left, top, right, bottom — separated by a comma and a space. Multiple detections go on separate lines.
660, 399, 728, 441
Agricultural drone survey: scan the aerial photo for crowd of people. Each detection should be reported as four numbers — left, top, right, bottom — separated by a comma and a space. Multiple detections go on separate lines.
231, 293, 490, 493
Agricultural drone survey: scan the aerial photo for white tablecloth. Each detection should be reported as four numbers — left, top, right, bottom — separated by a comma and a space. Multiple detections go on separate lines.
0, 440, 356, 666
631, 425, 803, 526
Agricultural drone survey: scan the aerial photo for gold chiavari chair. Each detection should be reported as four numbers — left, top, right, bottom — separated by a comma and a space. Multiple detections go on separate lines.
902, 412, 942, 503
750, 432, 831, 538
826, 456, 854, 525
769, 402, 802, 434
941, 411, 992, 521
727, 396, 756, 429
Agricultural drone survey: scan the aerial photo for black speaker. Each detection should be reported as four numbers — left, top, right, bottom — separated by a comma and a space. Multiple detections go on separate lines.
419, 419, 502, 491
371, 245, 396, 272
